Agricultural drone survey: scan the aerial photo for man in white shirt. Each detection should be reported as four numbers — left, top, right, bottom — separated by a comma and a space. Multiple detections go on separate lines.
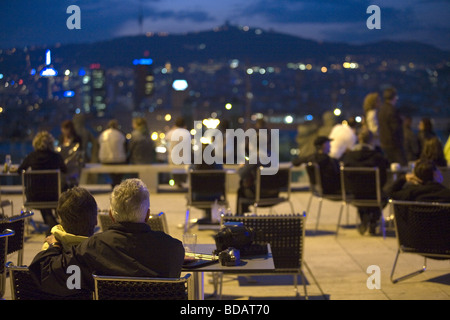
328, 117, 358, 160
98, 119, 127, 187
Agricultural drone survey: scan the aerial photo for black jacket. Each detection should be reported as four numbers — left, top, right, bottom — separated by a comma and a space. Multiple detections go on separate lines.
387, 177, 450, 202
293, 152, 341, 195
18, 150, 67, 173
378, 102, 404, 150
29, 222, 185, 297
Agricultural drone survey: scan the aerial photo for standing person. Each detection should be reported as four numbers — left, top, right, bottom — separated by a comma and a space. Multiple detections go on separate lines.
73, 113, 98, 163
417, 117, 437, 155
98, 119, 127, 188
403, 116, 420, 163
328, 117, 358, 160
18, 131, 67, 232
444, 134, 450, 166
378, 87, 407, 166
341, 129, 389, 235
363, 92, 381, 148
57, 120, 83, 188
128, 117, 155, 164
29, 179, 185, 297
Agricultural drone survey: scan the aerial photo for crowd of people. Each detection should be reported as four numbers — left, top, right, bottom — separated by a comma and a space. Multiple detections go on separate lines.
293, 86, 450, 235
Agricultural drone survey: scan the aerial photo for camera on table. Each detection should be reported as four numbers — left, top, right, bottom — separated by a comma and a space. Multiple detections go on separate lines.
214, 222, 253, 266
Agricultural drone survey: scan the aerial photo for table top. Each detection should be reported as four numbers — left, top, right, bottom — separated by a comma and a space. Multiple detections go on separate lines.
182, 243, 275, 273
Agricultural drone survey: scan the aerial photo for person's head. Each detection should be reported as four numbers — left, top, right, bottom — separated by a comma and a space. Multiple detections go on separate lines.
110, 179, 150, 223
358, 128, 374, 146
108, 119, 120, 130
363, 92, 380, 113
56, 187, 98, 237
420, 137, 445, 163
32, 131, 55, 152
174, 117, 186, 129
403, 115, 413, 128
314, 136, 332, 155
414, 159, 443, 184
419, 117, 433, 133
383, 87, 398, 105
132, 117, 148, 133
61, 120, 77, 138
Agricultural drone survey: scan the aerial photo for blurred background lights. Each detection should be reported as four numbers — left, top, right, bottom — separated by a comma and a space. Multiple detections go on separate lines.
172, 79, 188, 91
334, 108, 342, 116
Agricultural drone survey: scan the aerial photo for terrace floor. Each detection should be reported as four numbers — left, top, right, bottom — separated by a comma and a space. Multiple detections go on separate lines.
2, 185, 450, 300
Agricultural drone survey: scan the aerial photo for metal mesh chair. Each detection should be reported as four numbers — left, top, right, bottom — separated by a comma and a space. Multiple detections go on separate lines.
98, 210, 169, 234
305, 162, 343, 233
0, 229, 15, 298
185, 169, 228, 232
0, 185, 14, 218
340, 166, 386, 237
22, 169, 61, 210
147, 212, 169, 234
238, 165, 295, 215
6, 262, 92, 300
0, 211, 34, 266
93, 273, 194, 300
221, 213, 308, 298
389, 200, 450, 283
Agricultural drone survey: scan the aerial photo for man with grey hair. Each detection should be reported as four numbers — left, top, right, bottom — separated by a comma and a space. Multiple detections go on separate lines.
29, 179, 185, 297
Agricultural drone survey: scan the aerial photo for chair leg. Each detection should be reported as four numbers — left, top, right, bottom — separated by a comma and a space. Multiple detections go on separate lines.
184, 207, 191, 234
306, 194, 313, 217
289, 201, 295, 215
390, 249, 427, 284
314, 198, 323, 233
335, 203, 345, 236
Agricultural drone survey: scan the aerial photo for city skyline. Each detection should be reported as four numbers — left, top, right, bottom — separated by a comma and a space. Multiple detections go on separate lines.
1, 0, 449, 51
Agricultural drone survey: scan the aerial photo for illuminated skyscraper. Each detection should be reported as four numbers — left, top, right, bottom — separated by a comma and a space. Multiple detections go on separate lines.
133, 58, 154, 110
90, 64, 107, 116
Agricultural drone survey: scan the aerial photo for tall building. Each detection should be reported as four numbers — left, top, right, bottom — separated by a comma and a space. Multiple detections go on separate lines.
90, 64, 107, 116
133, 58, 154, 110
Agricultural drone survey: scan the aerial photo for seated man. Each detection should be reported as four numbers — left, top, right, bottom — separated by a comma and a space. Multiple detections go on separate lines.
292, 136, 341, 195
341, 129, 390, 235
387, 159, 450, 202
29, 179, 185, 297
41, 187, 98, 251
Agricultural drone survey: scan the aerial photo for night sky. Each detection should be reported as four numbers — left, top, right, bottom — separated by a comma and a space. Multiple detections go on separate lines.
1, 0, 449, 51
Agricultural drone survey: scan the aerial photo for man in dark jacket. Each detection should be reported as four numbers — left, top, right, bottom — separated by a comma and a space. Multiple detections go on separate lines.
292, 136, 341, 195
378, 87, 407, 166
341, 129, 390, 235
387, 159, 450, 202
29, 179, 185, 297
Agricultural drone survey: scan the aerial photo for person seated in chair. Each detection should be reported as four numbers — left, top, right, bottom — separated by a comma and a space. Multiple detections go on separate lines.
18, 131, 67, 233
29, 179, 185, 297
341, 129, 390, 235
292, 136, 341, 196
40, 187, 98, 251
386, 159, 450, 202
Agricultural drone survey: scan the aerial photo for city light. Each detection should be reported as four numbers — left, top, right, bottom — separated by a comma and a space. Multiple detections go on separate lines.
164, 114, 172, 121
321, 66, 328, 73
172, 79, 188, 91
334, 108, 342, 116
284, 115, 294, 124
225, 103, 232, 110
45, 50, 51, 65
133, 58, 153, 66
63, 90, 75, 97
202, 118, 220, 129
40, 67, 58, 77
151, 132, 158, 140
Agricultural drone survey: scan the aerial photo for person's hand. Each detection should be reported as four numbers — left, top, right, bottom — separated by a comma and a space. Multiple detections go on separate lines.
405, 173, 422, 185
45, 234, 60, 247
